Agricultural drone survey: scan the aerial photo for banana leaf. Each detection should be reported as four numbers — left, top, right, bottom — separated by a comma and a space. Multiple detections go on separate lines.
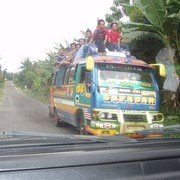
120, 3, 138, 15
162, 13, 180, 33
123, 30, 162, 43
135, 0, 166, 27
122, 22, 159, 32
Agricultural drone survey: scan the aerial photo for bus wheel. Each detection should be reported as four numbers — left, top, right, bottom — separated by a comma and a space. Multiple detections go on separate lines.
79, 113, 88, 135
54, 110, 65, 127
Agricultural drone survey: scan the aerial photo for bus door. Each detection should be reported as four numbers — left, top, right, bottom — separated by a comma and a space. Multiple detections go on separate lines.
74, 66, 92, 124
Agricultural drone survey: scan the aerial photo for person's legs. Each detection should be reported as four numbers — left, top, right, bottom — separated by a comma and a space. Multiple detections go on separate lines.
120, 44, 130, 51
114, 43, 121, 52
87, 44, 98, 56
107, 42, 113, 51
95, 40, 105, 54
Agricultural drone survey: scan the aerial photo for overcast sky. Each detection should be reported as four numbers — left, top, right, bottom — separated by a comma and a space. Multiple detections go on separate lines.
0, 0, 114, 72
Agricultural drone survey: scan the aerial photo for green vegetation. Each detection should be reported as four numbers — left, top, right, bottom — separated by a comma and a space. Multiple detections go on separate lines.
13, 53, 56, 103
0, 63, 5, 104
21, 88, 48, 104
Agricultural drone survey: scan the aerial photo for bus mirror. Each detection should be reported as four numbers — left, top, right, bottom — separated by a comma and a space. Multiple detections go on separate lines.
149, 64, 166, 77
86, 56, 94, 71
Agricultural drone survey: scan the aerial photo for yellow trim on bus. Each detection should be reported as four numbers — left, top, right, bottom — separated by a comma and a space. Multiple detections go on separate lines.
54, 103, 77, 114
86, 126, 118, 136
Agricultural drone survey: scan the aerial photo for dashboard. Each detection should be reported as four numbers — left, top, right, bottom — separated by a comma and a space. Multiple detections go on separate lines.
0, 137, 180, 179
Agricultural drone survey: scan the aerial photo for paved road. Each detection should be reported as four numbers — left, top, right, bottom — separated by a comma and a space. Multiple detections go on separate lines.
0, 81, 77, 135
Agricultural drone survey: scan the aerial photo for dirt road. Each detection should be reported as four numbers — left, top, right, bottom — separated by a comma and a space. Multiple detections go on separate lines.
0, 81, 77, 135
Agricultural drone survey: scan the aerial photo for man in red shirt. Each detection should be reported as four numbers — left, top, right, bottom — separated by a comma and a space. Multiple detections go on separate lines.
108, 22, 121, 52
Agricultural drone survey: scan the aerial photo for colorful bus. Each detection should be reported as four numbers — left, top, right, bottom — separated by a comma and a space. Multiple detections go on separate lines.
48, 52, 165, 136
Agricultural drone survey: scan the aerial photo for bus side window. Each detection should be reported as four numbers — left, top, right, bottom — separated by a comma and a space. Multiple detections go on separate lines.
79, 66, 91, 93
53, 71, 58, 86
68, 66, 76, 84
51, 72, 54, 86
79, 67, 86, 83
54, 67, 66, 87
85, 72, 91, 93
50, 73, 54, 86
63, 67, 71, 85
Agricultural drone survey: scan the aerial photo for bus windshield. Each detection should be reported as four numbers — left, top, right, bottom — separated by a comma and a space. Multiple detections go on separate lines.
97, 64, 154, 90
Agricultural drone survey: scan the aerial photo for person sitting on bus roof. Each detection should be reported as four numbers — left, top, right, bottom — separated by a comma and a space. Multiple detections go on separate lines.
85, 29, 92, 44
79, 38, 85, 46
87, 44, 98, 56
73, 44, 98, 62
60, 43, 77, 64
80, 29, 92, 44
120, 44, 130, 52
57, 48, 65, 62
76, 43, 81, 50
89, 19, 108, 55
70, 43, 76, 51
74, 45, 86, 62
107, 22, 121, 52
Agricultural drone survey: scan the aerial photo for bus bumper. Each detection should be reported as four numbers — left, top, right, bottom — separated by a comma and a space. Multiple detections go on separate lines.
89, 110, 164, 136
85, 126, 119, 136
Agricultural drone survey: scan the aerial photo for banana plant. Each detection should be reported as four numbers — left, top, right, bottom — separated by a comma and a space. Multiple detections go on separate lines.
121, 0, 180, 61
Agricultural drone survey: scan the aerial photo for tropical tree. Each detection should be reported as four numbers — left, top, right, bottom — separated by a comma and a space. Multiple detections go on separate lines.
122, 0, 180, 61
14, 50, 56, 98
105, 0, 131, 24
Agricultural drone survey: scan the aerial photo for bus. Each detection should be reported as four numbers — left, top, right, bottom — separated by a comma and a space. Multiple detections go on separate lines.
48, 52, 165, 136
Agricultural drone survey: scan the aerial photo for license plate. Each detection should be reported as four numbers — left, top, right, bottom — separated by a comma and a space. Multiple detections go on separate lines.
151, 124, 163, 128
101, 131, 110, 135
126, 126, 145, 133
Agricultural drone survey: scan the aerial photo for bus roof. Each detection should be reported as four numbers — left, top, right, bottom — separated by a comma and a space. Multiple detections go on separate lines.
76, 55, 152, 69
93, 56, 149, 67
59, 53, 152, 69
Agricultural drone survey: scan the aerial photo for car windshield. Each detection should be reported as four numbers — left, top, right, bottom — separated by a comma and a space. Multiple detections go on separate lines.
98, 65, 154, 90
0, 0, 179, 143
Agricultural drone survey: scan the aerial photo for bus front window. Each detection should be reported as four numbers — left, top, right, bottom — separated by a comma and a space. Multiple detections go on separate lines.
98, 65, 154, 90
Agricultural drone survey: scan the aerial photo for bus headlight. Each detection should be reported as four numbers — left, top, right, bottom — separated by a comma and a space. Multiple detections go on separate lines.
107, 113, 113, 119
99, 112, 106, 119
98, 112, 118, 120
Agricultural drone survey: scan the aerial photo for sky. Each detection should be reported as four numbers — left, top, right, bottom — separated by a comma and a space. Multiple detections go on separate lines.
0, 0, 115, 72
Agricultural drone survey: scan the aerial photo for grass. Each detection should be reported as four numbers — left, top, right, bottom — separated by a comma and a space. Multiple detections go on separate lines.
159, 106, 180, 126
23, 89, 48, 104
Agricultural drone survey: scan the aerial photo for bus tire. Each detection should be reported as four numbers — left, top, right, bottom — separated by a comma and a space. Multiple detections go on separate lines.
54, 110, 65, 127
78, 112, 88, 135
